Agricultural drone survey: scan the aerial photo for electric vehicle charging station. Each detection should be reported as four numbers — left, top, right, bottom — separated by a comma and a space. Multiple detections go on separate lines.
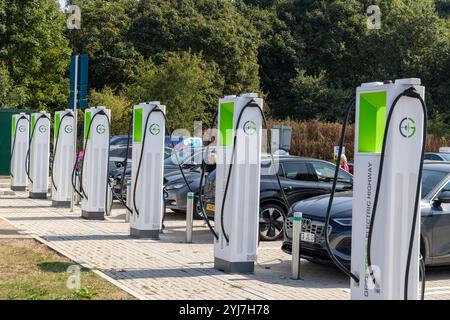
10, 113, 30, 191
51, 110, 75, 207
80, 106, 111, 220
214, 93, 263, 273
28, 111, 51, 199
130, 102, 166, 239
351, 78, 426, 300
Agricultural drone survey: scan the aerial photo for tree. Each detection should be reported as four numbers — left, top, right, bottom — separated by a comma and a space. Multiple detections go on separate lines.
255, 0, 450, 121
0, 66, 26, 108
122, 51, 224, 131
435, 0, 450, 18
234, 0, 302, 118
129, 0, 260, 94
69, 0, 142, 91
0, 0, 70, 111
90, 87, 133, 135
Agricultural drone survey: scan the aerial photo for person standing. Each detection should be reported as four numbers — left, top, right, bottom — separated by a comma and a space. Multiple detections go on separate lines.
340, 154, 350, 173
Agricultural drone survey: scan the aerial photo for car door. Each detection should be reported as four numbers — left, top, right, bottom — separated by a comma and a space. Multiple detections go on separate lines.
278, 162, 322, 205
429, 180, 450, 263
309, 161, 353, 193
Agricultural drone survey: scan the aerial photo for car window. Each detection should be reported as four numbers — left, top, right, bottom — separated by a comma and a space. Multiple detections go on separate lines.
441, 154, 450, 161
424, 154, 432, 160
441, 181, 450, 193
111, 137, 130, 146
311, 162, 352, 184
431, 154, 442, 161
280, 162, 315, 181
422, 169, 448, 197
110, 148, 126, 158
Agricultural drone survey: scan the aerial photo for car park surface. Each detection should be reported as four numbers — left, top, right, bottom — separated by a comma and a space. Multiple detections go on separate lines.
1, 187, 450, 300
201, 155, 353, 241
282, 161, 450, 267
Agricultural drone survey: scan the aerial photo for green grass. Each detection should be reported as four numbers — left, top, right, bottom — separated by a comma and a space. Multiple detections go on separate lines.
0, 239, 134, 300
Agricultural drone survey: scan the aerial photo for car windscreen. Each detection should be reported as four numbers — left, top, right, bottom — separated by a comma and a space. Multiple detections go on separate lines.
109, 147, 131, 159
441, 154, 450, 161
422, 169, 448, 197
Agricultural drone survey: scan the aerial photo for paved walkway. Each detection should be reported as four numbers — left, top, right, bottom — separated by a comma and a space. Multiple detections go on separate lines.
0, 188, 449, 300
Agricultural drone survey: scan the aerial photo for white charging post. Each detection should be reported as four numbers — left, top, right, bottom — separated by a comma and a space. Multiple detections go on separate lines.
10, 113, 30, 191
28, 111, 51, 199
81, 107, 111, 220
130, 102, 166, 239
52, 110, 75, 207
351, 79, 425, 300
214, 93, 263, 273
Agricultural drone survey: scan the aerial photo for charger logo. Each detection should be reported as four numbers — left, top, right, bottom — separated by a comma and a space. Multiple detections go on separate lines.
243, 121, 256, 135
18, 125, 26, 133
149, 124, 160, 135
64, 125, 73, 134
96, 124, 106, 134
39, 125, 47, 133
399, 117, 416, 138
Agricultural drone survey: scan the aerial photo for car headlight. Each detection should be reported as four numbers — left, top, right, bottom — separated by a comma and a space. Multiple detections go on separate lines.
165, 183, 187, 190
333, 218, 352, 227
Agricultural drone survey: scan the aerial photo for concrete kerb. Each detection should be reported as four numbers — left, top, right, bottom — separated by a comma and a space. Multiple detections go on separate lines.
0, 215, 147, 300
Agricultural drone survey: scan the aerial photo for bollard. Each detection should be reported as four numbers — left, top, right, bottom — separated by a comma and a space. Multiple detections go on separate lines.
292, 212, 303, 280
125, 180, 131, 223
75, 172, 81, 205
186, 192, 194, 243
106, 185, 113, 217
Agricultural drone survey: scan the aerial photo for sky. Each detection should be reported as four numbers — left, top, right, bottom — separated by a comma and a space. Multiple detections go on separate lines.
58, 0, 66, 10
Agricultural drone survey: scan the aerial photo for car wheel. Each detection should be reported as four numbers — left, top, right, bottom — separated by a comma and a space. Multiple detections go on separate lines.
194, 200, 207, 220
259, 203, 285, 241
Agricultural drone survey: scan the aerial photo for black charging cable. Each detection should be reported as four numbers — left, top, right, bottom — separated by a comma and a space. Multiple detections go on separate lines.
10, 115, 30, 178
366, 87, 427, 300
324, 97, 360, 284
132, 106, 160, 217
79, 110, 111, 202
50, 112, 75, 191
26, 114, 51, 184
114, 114, 133, 213
220, 99, 290, 243
197, 110, 220, 240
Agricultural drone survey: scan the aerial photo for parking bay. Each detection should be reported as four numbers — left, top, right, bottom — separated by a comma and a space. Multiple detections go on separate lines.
1, 193, 449, 300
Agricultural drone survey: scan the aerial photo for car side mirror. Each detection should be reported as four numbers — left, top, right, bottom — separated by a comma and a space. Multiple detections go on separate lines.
437, 191, 450, 204
433, 191, 450, 208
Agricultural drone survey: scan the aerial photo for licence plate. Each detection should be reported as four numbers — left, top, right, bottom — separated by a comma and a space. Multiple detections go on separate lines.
301, 232, 315, 243
206, 204, 215, 211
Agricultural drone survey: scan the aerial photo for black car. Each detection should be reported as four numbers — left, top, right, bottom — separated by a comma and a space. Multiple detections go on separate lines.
109, 146, 174, 197
425, 152, 450, 162
201, 155, 353, 241
282, 161, 450, 267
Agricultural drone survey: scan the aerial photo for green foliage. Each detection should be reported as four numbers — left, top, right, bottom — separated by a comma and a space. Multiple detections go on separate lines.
90, 87, 133, 135
0, 66, 26, 108
241, 0, 450, 122
290, 70, 351, 121
129, 0, 260, 94
428, 112, 450, 138
69, 0, 142, 90
436, 0, 450, 17
73, 287, 97, 300
123, 51, 223, 131
0, 0, 70, 111
234, 0, 301, 117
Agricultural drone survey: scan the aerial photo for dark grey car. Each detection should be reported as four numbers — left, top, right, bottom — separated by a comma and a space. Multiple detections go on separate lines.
282, 161, 450, 267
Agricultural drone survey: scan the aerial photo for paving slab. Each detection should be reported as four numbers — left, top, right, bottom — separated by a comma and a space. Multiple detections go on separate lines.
0, 190, 449, 300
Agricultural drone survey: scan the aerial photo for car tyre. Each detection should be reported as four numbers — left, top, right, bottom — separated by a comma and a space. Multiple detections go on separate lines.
259, 203, 285, 241
194, 200, 207, 220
